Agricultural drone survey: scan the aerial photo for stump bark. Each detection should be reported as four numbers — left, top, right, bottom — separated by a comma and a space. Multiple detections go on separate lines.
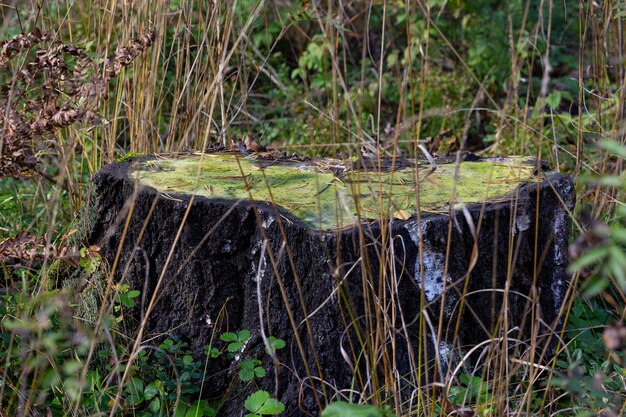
86, 153, 574, 416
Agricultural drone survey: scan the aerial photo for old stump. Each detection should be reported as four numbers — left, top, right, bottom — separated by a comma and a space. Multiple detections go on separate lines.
86, 152, 574, 415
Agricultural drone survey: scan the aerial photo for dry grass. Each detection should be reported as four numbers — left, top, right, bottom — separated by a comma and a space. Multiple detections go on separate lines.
0, 0, 625, 416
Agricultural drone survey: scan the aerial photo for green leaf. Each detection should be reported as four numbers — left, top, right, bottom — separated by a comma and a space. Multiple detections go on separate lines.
265, 337, 286, 354
127, 377, 144, 395
257, 398, 285, 414
205, 346, 220, 358
124, 377, 145, 405
609, 258, 626, 290
597, 175, 624, 187
609, 245, 626, 266
581, 275, 610, 298
254, 367, 266, 378
244, 391, 284, 416
148, 397, 161, 413
62, 360, 82, 375
227, 341, 243, 353
187, 400, 216, 417
241, 359, 260, 369
126, 391, 144, 406
183, 355, 194, 366
244, 390, 270, 413
127, 289, 141, 298
175, 404, 189, 417
144, 382, 159, 400
237, 330, 251, 342
599, 140, 626, 160
569, 247, 610, 272
220, 332, 238, 342
545, 91, 562, 109
119, 294, 136, 308
612, 228, 626, 244
239, 368, 255, 381
321, 401, 397, 417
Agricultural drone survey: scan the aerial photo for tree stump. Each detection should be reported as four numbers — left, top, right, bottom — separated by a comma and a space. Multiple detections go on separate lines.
86, 152, 574, 415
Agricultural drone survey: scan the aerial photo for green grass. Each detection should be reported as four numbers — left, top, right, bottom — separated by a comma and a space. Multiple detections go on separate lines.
1, 0, 625, 416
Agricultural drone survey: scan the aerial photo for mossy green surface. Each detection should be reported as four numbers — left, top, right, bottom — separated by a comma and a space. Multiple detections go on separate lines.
130, 154, 541, 230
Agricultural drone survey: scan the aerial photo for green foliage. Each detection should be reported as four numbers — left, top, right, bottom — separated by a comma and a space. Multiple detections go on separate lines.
116, 284, 141, 309
570, 141, 626, 297
448, 374, 493, 405
221, 329, 251, 353
291, 34, 332, 90
86, 336, 217, 417
78, 246, 101, 273
0, 289, 90, 415
548, 298, 626, 414
174, 400, 216, 417
239, 359, 266, 381
0, 0, 623, 416
265, 336, 286, 355
243, 390, 285, 417
0, 178, 72, 239
321, 401, 397, 417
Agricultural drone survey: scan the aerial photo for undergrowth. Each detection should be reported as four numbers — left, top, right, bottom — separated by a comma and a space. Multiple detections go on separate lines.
1, 0, 625, 416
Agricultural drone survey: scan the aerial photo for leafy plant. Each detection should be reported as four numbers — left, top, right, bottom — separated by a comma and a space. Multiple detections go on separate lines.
112, 283, 140, 323
321, 401, 397, 417
548, 298, 626, 415
239, 359, 266, 381
78, 245, 101, 274
243, 390, 285, 417
221, 329, 251, 353
569, 140, 626, 297
265, 336, 286, 355
174, 399, 216, 417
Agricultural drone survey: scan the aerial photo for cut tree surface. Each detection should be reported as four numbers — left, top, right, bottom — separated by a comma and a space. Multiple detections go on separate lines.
131, 153, 542, 229
86, 152, 574, 416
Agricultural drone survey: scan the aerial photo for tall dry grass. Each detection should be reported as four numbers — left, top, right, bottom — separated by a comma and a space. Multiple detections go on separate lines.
0, 0, 624, 416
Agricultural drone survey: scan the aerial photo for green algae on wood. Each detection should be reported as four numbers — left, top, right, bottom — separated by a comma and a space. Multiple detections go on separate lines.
130, 153, 543, 230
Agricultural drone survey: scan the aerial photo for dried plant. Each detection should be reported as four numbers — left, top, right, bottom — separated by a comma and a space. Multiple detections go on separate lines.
0, 231, 47, 262
0, 28, 156, 177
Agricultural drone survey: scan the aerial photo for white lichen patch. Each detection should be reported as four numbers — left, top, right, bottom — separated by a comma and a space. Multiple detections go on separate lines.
404, 219, 450, 302
420, 250, 448, 301
131, 154, 541, 230
262, 215, 275, 229
515, 213, 531, 233
251, 253, 267, 283
438, 340, 453, 363
250, 239, 266, 283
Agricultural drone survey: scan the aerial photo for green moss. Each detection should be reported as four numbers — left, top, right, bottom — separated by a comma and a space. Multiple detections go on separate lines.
130, 154, 542, 230
116, 152, 144, 163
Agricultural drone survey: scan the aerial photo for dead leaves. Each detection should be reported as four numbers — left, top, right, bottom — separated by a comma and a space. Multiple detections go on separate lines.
0, 231, 99, 268
0, 28, 156, 178
105, 29, 156, 78
0, 232, 46, 262
0, 29, 50, 65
